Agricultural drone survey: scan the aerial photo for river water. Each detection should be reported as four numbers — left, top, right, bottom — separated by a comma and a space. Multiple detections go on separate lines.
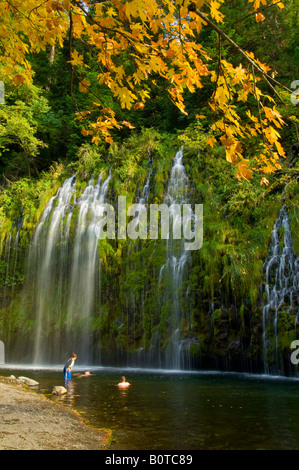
1, 366, 299, 450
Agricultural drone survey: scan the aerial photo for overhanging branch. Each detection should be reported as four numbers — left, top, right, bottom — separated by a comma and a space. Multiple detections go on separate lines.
187, 3, 292, 95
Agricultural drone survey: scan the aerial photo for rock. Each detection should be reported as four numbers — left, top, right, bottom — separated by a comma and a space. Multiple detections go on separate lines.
229, 337, 242, 352
52, 386, 67, 396
17, 376, 39, 387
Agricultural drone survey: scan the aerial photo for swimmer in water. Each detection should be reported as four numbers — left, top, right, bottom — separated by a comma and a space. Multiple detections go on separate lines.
75, 371, 95, 378
117, 376, 131, 388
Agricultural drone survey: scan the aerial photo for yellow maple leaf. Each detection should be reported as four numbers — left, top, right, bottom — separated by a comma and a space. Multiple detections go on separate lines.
68, 50, 84, 67
79, 78, 91, 92
250, 0, 267, 9
12, 74, 22, 86
237, 88, 249, 102
214, 83, 229, 105
139, 89, 150, 101
245, 110, 257, 123
255, 12, 265, 22
206, 137, 216, 148
260, 177, 269, 186
106, 6, 117, 17
125, 0, 138, 21
210, 0, 224, 23
122, 120, 135, 129
236, 159, 253, 181
81, 127, 93, 136
274, 140, 286, 157
117, 86, 137, 109
264, 126, 280, 145
233, 64, 247, 84
133, 102, 145, 110
92, 135, 102, 145
263, 106, 285, 127
62, 0, 71, 11
273, 0, 284, 8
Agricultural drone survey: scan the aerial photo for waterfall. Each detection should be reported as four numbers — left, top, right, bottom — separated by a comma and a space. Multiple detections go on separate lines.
262, 205, 299, 374
0, 207, 25, 360
123, 155, 154, 367
1, 230, 14, 310
66, 172, 111, 362
158, 148, 194, 369
27, 175, 77, 364
120, 149, 196, 370
1, 208, 23, 310
23, 172, 111, 365
136, 155, 153, 207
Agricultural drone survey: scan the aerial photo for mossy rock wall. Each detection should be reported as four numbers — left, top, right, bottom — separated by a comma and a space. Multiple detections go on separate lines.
0, 128, 298, 374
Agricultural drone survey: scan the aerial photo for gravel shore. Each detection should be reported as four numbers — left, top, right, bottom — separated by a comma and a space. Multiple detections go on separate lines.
0, 376, 111, 450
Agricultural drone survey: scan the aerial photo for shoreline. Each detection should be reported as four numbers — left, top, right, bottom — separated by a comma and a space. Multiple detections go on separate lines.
0, 375, 111, 450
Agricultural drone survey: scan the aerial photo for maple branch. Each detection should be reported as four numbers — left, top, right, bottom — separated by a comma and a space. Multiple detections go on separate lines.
251, 64, 266, 147
68, 10, 74, 98
188, 3, 292, 94
27, 0, 49, 20
73, 0, 139, 49
214, 34, 222, 96
229, 1, 284, 27
67, 9, 84, 118
72, 69, 105, 109
4, 0, 43, 31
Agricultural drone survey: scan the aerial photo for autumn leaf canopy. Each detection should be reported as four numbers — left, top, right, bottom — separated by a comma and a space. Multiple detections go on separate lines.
0, 0, 291, 182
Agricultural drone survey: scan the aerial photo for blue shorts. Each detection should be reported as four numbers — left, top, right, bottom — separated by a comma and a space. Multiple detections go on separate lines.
63, 367, 72, 380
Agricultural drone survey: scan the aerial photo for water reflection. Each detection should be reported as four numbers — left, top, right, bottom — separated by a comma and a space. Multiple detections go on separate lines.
118, 388, 130, 398
65, 380, 76, 403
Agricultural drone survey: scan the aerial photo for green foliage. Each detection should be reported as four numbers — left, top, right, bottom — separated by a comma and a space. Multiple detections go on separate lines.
0, 164, 65, 251
0, 88, 48, 178
68, 143, 107, 181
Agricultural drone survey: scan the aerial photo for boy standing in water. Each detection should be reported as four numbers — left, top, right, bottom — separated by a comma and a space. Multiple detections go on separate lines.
63, 353, 77, 380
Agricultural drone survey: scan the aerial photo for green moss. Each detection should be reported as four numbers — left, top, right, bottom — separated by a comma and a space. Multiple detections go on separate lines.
190, 343, 201, 356
213, 309, 222, 321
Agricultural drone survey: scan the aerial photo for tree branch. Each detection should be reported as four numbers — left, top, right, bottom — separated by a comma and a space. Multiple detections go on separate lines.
229, 1, 284, 28
69, 9, 73, 98
188, 3, 292, 94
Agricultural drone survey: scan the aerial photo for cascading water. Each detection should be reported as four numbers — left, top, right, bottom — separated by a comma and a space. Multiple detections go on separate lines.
262, 205, 299, 374
29, 176, 77, 364
158, 148, 194, 369
0, 209, 23, 368
66, 172, 111, 362
122, 155, 154, 367
137, 155, 154, 208
23, 172, 111, 365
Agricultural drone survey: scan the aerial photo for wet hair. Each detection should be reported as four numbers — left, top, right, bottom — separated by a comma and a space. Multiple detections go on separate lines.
121, 376, 126, 382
